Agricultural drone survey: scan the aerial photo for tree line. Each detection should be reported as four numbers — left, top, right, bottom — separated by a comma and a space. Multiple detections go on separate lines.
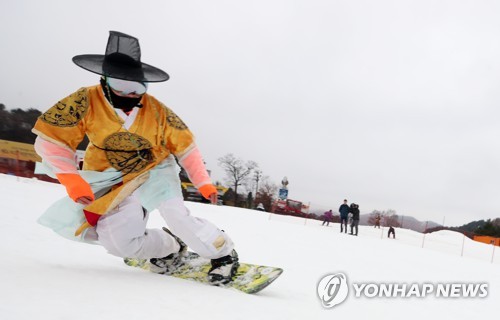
426, 218, 500, 238
0, 104, 89, 149
0, 104, 41, 144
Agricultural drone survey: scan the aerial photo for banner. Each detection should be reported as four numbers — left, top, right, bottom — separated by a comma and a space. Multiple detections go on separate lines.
0, 139, 41, 162
278, 188, 288, 200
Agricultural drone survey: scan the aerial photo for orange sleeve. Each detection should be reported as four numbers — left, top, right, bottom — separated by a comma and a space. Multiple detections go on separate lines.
198, 184, 218, 200
56, 173, 94, 202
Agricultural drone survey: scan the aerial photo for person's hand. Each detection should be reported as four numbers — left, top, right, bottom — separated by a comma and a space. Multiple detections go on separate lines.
209, 192, 218, 205
199, 184, 218, 205
76, 196, 94, 205
56, 173, 95, 205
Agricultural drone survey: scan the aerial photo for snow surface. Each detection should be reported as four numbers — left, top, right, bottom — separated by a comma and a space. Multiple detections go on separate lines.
0, 174, 498, 319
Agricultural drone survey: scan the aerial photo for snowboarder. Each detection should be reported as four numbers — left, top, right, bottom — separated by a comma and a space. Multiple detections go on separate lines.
349, 203, 360, 236
322, 209, 333, 226
339, 199, 349, 233
32, 31, 238, 284
388, 226, 396, 239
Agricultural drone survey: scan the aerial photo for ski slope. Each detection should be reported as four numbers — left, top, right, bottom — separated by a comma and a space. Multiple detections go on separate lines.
0, 174, 497, 319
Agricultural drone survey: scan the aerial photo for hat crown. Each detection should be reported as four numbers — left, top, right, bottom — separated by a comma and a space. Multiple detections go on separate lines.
105, 31, 141, 63
72, 30, 169, 82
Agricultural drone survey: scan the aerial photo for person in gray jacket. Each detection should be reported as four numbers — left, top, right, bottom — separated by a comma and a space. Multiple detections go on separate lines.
349, 203, 360, 236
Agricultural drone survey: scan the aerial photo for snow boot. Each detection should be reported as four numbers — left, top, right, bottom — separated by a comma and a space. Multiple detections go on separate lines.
150, 227, 188, 274
208, 249, 239, 285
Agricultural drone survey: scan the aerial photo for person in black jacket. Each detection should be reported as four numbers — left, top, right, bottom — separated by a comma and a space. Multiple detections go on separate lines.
349, 203, 360, 236
388, 226, 396, 239
338, 199, 350, 233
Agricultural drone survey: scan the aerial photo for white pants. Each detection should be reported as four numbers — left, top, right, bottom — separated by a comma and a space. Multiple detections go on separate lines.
96, 194, 234, 260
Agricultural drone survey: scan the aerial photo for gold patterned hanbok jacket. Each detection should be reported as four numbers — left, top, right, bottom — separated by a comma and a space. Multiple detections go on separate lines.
33, 85, 196, 234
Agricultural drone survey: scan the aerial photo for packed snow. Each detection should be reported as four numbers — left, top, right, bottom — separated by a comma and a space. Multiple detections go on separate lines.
0, 174, 497, 319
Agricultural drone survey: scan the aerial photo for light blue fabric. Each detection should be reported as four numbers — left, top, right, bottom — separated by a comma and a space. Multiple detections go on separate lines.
36, 155, 182, 244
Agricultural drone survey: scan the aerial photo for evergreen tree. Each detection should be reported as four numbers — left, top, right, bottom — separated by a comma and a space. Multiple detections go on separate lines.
475, 220, 500, 237
0, 105, 88, 149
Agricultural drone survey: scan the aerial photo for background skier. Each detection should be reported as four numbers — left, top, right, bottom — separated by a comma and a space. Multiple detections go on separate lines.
322, 209, 333, 226
374, 213, 381, 228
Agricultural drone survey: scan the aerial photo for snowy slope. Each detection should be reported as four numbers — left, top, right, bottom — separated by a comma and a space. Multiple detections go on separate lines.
0, 174, 498, 320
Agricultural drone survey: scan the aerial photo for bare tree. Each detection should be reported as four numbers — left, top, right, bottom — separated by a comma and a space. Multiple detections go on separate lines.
369, 209, 401, 228
254, 177, 278, 211
368, 210, 382, 226
218, 153, 258, 205
383, 209, 401, 228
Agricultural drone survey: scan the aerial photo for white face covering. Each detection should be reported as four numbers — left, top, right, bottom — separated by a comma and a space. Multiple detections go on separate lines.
106, 77, 148, 96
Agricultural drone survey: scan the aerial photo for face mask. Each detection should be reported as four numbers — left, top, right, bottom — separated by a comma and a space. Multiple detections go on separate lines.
100, 77, 143, 112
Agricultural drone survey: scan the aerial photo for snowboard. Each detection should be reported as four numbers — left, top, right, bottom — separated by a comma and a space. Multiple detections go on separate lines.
124, 252, 283, 294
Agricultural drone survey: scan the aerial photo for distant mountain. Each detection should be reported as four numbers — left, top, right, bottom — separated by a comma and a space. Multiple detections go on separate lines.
359, 214, 440, 233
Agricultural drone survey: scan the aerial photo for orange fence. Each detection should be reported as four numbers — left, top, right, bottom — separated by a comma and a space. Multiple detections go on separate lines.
474, 235, 500, 246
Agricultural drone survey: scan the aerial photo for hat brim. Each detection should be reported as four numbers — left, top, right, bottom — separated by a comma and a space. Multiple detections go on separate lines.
72, 54, 169, 82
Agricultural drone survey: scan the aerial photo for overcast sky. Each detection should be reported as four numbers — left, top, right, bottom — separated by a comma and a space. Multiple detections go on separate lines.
1, 0, 500, 226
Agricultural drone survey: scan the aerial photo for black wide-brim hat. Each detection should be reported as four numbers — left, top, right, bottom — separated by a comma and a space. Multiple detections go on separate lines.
72, 31, 169, 82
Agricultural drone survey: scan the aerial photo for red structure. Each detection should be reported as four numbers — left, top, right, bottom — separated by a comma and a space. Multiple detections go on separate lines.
271, 199, 309, 218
